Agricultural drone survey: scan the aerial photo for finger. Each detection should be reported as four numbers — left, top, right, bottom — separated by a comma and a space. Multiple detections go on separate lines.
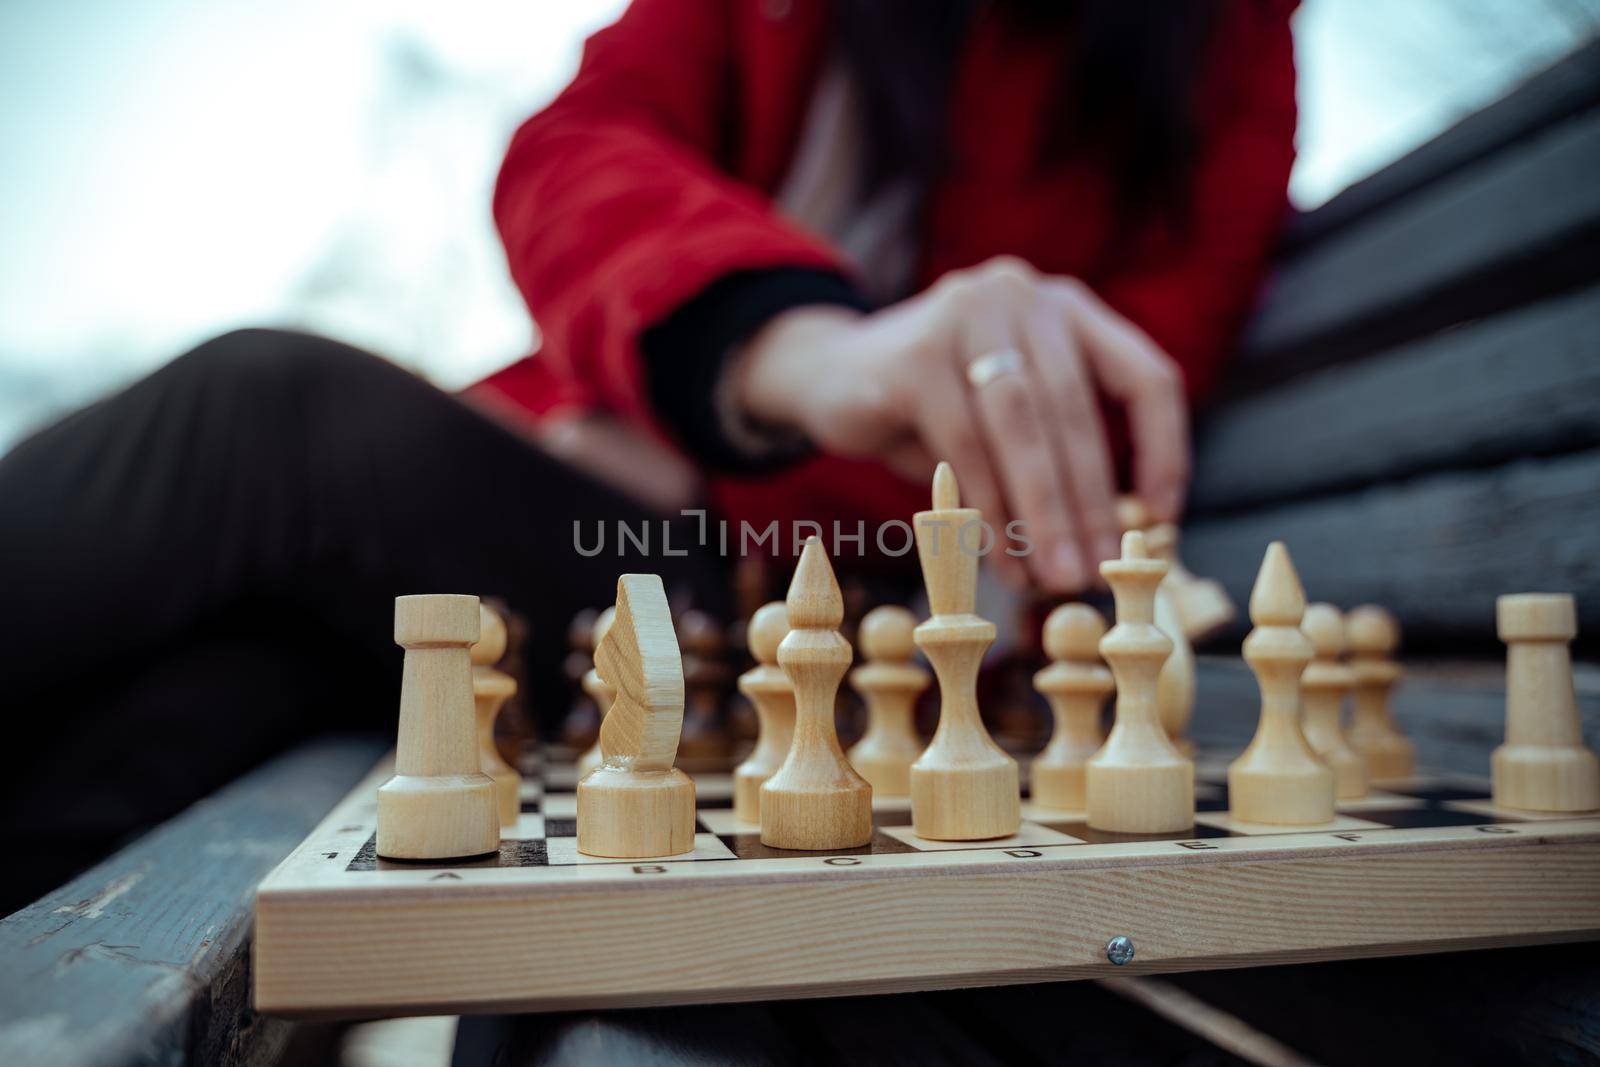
911, 342, 1020, 586
960, 312, 1086, 593
1054, 280, 1191, 522
1020, 308, 1120, 569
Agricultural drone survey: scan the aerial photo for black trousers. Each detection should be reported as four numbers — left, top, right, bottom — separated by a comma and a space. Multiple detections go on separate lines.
0, 329, 725, 911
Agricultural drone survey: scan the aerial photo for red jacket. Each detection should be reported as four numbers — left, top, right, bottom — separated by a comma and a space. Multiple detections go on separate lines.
476, 0, 1297, 538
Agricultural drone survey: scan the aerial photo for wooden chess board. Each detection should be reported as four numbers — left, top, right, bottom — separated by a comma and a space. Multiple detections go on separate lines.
253, 749, 1600, 1018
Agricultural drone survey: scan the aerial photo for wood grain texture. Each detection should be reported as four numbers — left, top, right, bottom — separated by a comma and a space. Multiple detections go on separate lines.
1191, 283, 1600, 513
1181, 449, 1600, 646
1494, 593, 1600, 812
255, 806, 1600, 1017
0, 735, 387, 1067
761, 540, 872, 850
579, 574, 695, 859
1237, 107, 1600, 381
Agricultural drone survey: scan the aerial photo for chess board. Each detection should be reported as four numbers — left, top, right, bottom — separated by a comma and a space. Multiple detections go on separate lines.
253, 749, 1600, 1018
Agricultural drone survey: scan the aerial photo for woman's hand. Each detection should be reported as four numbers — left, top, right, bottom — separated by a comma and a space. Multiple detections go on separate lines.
732, 255, 1190, 593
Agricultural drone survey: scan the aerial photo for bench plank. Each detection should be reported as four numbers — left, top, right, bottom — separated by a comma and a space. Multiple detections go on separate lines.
1284, 39, 1600, 249
1191, 657, 1600, 779
1191, 283, 1600, 512
1182, 448, 1600, 645
0, 735, 388, 1067
1238, 108, 1600, 381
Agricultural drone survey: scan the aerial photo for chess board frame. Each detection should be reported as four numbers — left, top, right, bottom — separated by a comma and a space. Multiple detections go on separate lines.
253, 751, 1600, 1018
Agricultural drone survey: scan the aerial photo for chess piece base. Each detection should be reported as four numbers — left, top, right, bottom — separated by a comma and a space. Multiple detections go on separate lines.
487, 761, 520, 828
1493, 744, 1600, 812
577, 766, 696, 858
1030, 760, 1088, 811
377, 774, 499, 860
733, 764, 769, 824
1085, 758, 1193, 833
1228, 761, 1336, 824
1350, 734, 1415, 781
849, 742, 920, 797
759, 782, 872, 850
910, 757, 1021, 840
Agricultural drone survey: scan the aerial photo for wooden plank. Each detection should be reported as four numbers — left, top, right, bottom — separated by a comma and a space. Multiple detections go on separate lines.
1236, 108, 1600, 381
1169, 941, 1600, 1066
1191, 284, 1600, 513
1190, 657, 1600, 780
1182, 449, 1600, 647
0, 735, 388, 1067
1283, 39, 1600, 250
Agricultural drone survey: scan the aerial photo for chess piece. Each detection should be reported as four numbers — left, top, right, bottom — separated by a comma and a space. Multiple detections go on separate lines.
1492, 593, 1600, 812
1299, 603, 1366, 800
1086, 532, 1194, 833
1116, 495, 1235, 642
733, 602, 795, 823
576, 607, 617, 777
1345, 604, 1415, 781
561, 608, 601, 749
678, 609, 732, 760
761, 538, 873, 850
377, 594, 500, 860
1031, 604, 1113, 810
909, 464, 1021, 840
847, 605, 929, 796
1228, 543, 1335, 825
472, 603, 522, 827
577, 575, 696, 858
1143, 523, 1196, 756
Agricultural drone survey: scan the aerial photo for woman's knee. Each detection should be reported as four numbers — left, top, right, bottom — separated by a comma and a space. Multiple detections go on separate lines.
168, 328, 394, 402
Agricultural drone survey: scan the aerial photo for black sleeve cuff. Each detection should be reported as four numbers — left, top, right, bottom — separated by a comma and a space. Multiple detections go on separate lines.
642, 267, 870, 475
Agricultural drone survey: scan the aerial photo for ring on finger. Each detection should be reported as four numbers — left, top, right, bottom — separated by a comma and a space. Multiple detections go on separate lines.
965, 347, 1025, 390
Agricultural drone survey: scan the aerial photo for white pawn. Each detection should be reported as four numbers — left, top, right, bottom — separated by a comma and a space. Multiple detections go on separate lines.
733, 602, 795, 823
847, 606, 929, 796
1031, 604, 1113, 811
378, 594, 500, 860
1144, 524, 1197, 756
575, 607, 617, 777
1228, 543, 1335, 825
1085, 532, 1194, 833
1346, 605, 1415, 781
1299, 603, 1367, 800
1492, 593, 1600, 812
472, 604, 522, 827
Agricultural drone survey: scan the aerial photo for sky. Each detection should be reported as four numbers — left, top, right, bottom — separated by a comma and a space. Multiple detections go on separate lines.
0, 0, 1593, 449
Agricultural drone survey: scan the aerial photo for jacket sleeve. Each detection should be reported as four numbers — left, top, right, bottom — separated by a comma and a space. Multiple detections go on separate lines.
1095, 0, 1299, 405
493, 0, 853, 435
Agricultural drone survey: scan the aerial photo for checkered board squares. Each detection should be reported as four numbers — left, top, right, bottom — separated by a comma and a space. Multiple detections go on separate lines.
334, 754, 1575, 878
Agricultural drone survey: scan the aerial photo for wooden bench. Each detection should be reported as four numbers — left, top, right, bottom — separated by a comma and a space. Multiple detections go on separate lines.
2, 41, 1596, 1067
1185, 38, 1600, 777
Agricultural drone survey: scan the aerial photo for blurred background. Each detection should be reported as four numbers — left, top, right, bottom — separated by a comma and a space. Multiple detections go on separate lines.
0, 0, 1595, 452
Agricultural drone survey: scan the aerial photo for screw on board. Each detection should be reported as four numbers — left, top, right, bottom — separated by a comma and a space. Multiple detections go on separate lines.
1105, 936, 1135, 965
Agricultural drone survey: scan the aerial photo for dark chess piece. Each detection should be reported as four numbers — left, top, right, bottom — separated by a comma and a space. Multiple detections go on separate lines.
677, 609, 732, 761
561, 607, 601, 750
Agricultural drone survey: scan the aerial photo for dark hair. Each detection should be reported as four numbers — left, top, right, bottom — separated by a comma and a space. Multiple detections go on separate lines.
835, 0, 1224, 244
